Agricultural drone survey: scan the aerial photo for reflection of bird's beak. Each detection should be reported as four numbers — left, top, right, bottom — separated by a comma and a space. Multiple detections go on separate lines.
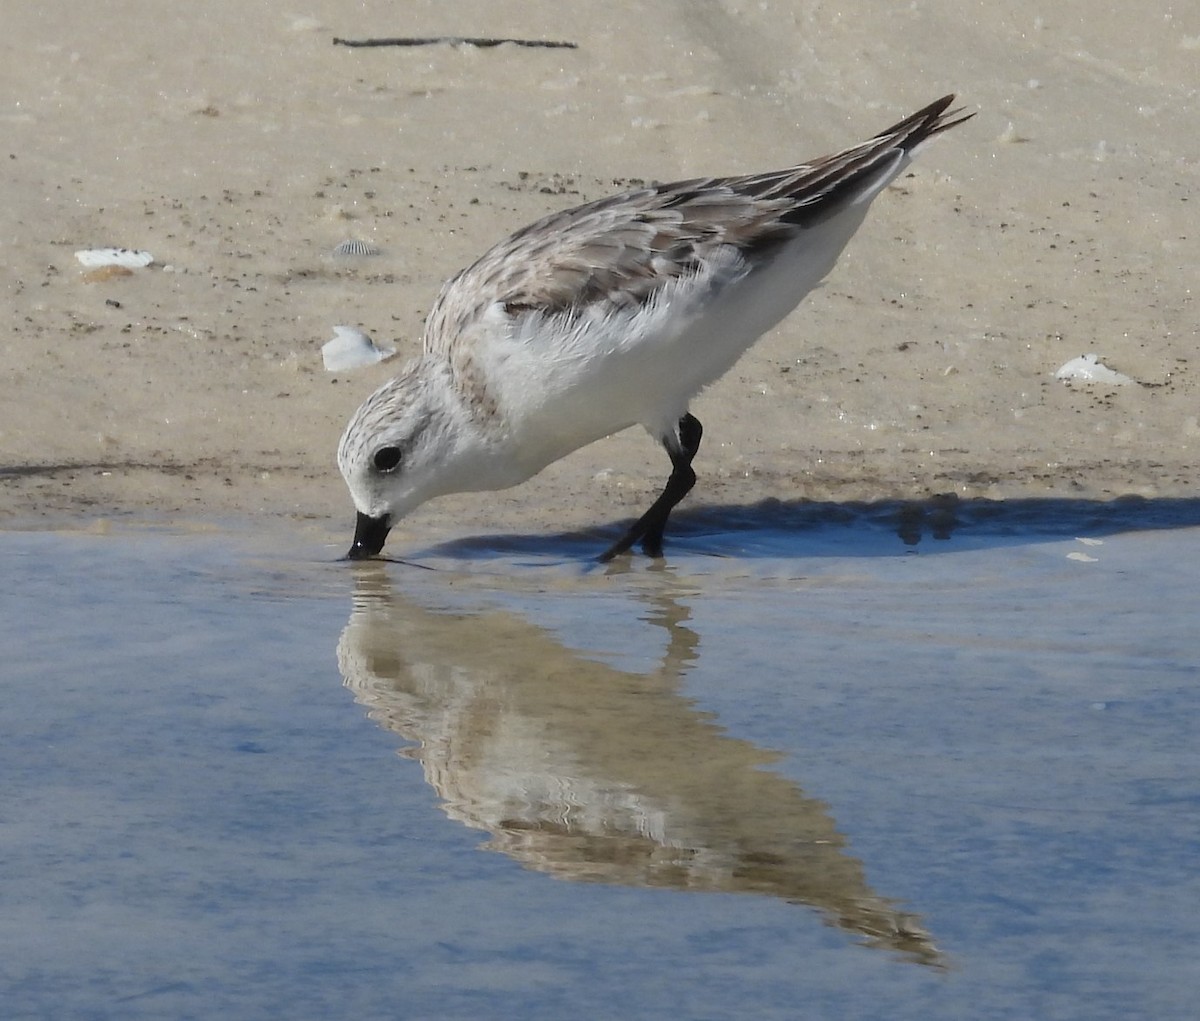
347, 511, 392, 559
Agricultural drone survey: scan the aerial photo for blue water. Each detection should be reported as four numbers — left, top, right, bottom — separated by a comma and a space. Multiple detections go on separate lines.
3, 506, 1199, 1020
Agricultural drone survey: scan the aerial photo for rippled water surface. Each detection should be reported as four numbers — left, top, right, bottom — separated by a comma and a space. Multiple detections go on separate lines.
5, 505, 1199, 1020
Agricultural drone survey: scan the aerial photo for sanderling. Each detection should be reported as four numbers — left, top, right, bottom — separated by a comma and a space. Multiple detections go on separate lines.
339, 95, 972, 561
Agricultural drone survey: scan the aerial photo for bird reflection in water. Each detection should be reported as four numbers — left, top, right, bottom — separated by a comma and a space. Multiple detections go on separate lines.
337, 564, 940, 966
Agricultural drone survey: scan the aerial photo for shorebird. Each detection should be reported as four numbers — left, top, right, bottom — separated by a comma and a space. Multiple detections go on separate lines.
339, 95, 971, 561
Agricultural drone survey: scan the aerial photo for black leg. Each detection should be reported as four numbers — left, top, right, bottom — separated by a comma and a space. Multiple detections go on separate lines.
598, 413, 703, 562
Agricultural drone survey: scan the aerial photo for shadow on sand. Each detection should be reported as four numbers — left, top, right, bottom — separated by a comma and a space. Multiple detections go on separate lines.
410, 493, 1200, 562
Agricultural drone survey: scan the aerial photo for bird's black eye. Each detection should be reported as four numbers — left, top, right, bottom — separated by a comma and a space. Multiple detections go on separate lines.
372, 446, 403, 472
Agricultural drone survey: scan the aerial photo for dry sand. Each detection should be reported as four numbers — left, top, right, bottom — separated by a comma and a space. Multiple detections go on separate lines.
3, 1, 1197, 548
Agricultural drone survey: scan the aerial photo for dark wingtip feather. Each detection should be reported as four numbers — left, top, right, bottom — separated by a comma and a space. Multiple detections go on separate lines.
879, 94, 976, 154
910, 94, 976, 144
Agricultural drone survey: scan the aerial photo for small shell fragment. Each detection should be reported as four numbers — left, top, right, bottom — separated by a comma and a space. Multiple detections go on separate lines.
74, 247, 155, 269
81, 265, 134, 283
322, 325, 396, 371
332, 239, 380, 257
1054, 353, 1135, 386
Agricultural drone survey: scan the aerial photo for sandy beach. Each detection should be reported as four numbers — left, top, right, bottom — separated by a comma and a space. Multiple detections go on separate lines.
4, 0, 1197, 547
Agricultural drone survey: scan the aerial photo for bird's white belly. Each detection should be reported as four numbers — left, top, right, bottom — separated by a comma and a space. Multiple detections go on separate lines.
485, 202, 873, 475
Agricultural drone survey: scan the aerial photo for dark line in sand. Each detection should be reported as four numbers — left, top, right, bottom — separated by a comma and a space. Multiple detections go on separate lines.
333, 36, 577, 50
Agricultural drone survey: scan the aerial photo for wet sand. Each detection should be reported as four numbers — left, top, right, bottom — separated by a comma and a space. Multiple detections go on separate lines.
3, 1, 1198, 547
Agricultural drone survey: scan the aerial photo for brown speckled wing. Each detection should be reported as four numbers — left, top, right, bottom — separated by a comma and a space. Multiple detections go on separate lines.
425, 95, 969, 345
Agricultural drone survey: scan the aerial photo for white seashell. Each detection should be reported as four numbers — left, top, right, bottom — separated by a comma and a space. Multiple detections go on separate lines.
1054, 353, 1135, 386
322, 326, 396, 371
332, 239, 380, 257
74, 247, 155, 269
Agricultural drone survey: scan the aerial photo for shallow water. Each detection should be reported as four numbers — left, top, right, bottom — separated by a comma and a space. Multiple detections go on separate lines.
4, 508, 1199, 1020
